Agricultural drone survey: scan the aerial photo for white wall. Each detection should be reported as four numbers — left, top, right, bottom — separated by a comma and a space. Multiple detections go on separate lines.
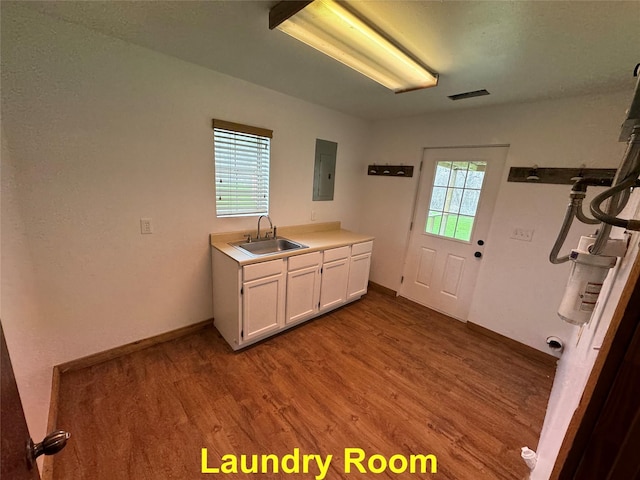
3, 5, 638, 478
532, 193, 640, 479
0, 4, 369, 444
1, 125, 52, 474
361, 91, 634, 354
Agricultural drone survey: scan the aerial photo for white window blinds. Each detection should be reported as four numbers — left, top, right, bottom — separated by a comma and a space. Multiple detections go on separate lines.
213, 120, 272, 217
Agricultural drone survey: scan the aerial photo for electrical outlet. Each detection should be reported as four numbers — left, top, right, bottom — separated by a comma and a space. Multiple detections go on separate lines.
140, 217, 153, 234
510, 227, 534, 242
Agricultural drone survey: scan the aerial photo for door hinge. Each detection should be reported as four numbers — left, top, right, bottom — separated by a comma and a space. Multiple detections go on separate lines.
400, 276, 404, 284
419, 160, 423, 171
409, 221, 413, 231
320, 267, 323, 274
240, 287, 243, 295
241, 329, 244, 339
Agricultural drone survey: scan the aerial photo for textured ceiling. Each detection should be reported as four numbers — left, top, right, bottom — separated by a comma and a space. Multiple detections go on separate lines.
19, 1, 640, 120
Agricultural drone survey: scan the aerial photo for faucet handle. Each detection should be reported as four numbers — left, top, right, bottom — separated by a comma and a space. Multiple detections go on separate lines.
244, 234, 252, 243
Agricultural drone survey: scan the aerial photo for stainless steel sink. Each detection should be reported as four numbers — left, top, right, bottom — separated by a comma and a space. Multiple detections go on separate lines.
231, 237, 308, 256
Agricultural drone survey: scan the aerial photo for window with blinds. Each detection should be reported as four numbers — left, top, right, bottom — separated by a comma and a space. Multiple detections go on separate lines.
212, 119, 272, 217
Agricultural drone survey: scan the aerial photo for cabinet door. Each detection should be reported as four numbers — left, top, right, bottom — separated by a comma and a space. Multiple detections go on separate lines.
286, 265, 321, 325
320, 258, 350, 311
242, 272, 285, 342
347, 253, 371, 300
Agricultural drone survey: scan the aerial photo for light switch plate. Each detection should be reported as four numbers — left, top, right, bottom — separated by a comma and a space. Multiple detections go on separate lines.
511, 227, 534, 242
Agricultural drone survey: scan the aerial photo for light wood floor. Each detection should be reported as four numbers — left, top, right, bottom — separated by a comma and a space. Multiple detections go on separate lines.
52, 290, 556, 480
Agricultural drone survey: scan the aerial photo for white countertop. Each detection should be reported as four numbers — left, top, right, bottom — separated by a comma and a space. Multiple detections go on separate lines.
211, 223, 374, 266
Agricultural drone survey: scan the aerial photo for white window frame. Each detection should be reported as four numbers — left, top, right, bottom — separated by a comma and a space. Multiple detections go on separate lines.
213, 119, 273, 217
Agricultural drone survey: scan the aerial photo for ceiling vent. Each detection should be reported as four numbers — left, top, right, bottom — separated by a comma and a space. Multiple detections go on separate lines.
448, 89, 490, 101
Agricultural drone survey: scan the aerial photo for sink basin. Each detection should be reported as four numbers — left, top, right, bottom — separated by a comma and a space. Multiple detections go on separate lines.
231, 237, 308, 256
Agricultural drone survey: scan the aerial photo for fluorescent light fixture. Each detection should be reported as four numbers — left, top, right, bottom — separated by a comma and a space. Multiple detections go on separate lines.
269, 0, 438, 93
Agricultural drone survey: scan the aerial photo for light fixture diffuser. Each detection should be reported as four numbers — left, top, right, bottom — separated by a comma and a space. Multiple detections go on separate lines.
269, 0, 438, 93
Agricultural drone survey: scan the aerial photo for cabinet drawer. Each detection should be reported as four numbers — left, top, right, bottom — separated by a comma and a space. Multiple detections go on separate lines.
351, 241, 373, 256
288, 251, 321, 271
323, 246, 350, 263
243, 259, 284, 282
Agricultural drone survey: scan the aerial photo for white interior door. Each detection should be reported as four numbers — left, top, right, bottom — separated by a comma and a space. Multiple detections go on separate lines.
400, 146, 508, 321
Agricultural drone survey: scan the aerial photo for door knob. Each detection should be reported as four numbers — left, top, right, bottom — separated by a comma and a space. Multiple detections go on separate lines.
27, 430, 70, 469
474, 251, 482, 258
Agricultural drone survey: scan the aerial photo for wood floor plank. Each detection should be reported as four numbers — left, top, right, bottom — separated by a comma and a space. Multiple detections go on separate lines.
52, 290, 555, 480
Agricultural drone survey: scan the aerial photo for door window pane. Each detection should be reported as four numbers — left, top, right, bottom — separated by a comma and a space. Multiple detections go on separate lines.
429, 186, 447, 211
424, 161, 486, 242
460, 189, 481, 216
444, 188, 463, 214
434, 162, 452, 186
452, 163, 468, 187
465, 167, 485, 189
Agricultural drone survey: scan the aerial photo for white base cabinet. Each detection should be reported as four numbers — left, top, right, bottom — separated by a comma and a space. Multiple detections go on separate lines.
242, 259, 286, 341
212, 240, 373, 350
347, 241, 373, 301
286, 252, 321, 325
320, 246, 350, 311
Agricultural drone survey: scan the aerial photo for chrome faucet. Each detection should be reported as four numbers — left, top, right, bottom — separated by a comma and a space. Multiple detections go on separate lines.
257, 215, 273, 240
